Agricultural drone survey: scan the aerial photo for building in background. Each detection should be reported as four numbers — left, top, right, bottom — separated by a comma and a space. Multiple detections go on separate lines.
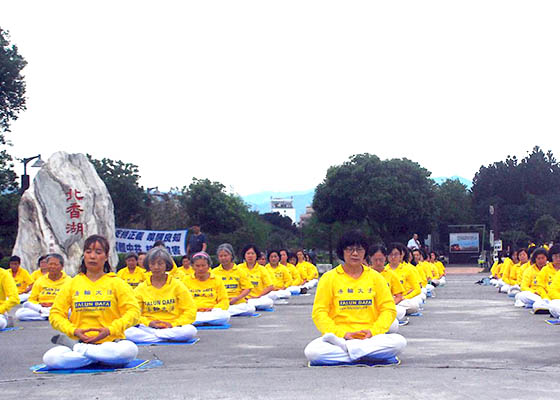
271, 197, 296, 222
299, 205, 314, 226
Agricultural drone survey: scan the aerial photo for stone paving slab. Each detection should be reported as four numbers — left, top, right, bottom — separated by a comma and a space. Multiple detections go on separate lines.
1, 274, 559, 399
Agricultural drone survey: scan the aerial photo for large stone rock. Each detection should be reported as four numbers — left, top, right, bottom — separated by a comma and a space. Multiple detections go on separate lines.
12, 152, 118, 275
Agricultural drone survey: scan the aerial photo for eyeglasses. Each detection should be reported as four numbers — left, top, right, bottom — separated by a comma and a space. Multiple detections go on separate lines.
344, 246, 365, 253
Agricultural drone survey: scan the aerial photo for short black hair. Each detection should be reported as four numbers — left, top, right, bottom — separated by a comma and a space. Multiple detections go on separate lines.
336, 230, 369, 260
241, 244, 260, 261
9, 255, 21, 263
547, 245, 560, 261
531, 247, 548, 264
267, 250, 280, 262
368, 244, 387, 257
387, 243, 405, 256
37, 255, 48, 266
181, 255, 189, 261
153, 240, 166, 248
517, 248, 529, 258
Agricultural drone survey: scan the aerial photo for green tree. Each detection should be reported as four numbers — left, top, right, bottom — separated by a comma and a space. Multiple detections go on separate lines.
472, 146, 560, 244
433, 179, 475, 248
178, 178, 245, 235
87, 155, 147, 227
313, 153, 436, 243
533, 214, 559, 243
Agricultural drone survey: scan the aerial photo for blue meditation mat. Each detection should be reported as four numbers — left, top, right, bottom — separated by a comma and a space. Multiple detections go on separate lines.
545, 319, 560, 326
0, 326, 23, 332
231, 313, 261, 318
409, 312, 423, 317
258, 307, 274, 312
196, 323, 231, 330
136, 338, 199, 346
30, 359, 162, 374
309, 356, 400, 367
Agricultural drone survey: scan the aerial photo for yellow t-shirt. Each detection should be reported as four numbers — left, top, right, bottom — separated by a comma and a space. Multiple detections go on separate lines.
177, 267, 194, 278
306, 262, 319, 280
182, 273, 229, 310
266, 264, 292, 290
49, 273, 140, 343
28, 273, 71, 304
547, 268, 560, 300
413, 263, 428, 286
311, 265, 396, 337
389, 263, 422, 299
135, 274, 196, 327
0, 268, 19, 314
534, 263, 558, 299
379, 265, 405, 296
117, 267, 146, 288
212, 264, 253, 304
238, 262, 273, 298
31, 269, 48, 282
283, 263, 302, 286
12, 267, 33, 294
520, 264, 540, 292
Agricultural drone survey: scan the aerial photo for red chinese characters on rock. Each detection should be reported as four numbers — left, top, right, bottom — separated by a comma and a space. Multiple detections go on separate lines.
65, 188, 85, 236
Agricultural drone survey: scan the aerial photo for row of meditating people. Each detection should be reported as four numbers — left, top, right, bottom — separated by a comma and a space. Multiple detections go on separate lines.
304, 231, 446, 366
489, 245, 560, 317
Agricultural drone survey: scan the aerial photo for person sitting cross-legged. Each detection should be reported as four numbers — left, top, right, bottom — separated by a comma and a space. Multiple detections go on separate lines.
304, 231, 406, 366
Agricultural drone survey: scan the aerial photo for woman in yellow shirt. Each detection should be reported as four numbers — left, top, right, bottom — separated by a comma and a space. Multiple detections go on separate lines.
279, 249, 304, 295
368, 244, 407, 333
9, 256, 34, 302
514, 247, 549, 308
238, 245, 274, 310
16, 254, 70, 321
505, 248, 528, 297
387, 244, 422, 315
304, 231, 406, 366
117, 252, 146, 288
213, 243, 255, 316
125, 247, 197, 343
43, 235, 140, 369
30, 255, 49, 282
183, 252, 231, 326
266, 250, 293, 301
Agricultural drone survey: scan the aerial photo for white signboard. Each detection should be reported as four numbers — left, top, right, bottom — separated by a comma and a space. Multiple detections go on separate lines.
115, 228, 188, 256
449, 232, 480, 253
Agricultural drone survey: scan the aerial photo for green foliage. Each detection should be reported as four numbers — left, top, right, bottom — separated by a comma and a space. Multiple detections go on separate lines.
0, 28, 27, 134
472, 146, 560, 244
533, 214, 560, 243
87, 155, 147, 227
500, 230, 531, 249
261, 212, 298, 234
313, 153, 436, 243
0, 192, 19, 255
178, 178, 245, 235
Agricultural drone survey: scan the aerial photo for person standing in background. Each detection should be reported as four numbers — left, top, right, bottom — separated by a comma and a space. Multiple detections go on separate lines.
186, 224, 207, 256
407, 234, 421, 250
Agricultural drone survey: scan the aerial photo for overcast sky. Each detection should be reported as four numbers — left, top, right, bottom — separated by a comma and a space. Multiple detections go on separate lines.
2, 1, 559, 196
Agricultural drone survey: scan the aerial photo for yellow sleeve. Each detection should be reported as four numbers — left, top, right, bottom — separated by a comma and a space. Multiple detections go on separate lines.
49, 280, 78, 337
520, 267, 534, 292
215, 280, 230, 311
107, 279, 140, 337
173, 282, 197, 327
534, 268, 552, 299
391, 273, 405, 295
370, 274, 397, 336
262, 268, 273, 289
283, 267, 292, 287
501, 263, 512, 284
239, 269, 253, 290
403, 267, 422, 299
549, 271, 560, 300
311, 273, 346, 337
490, 261, 499, 277
0, 273, 19, 314
136, 289, 150, 327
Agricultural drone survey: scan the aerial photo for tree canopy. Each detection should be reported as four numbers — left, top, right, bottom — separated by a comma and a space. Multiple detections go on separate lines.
313, 153, 436, 243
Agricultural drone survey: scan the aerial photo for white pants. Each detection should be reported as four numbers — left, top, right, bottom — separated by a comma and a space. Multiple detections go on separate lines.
514, 291, 541, 308
15, 302, 50, 321
499, 284, 511, 293
489, 278, 498, 286
439, 276, 446, 286
268, 289, 291, 300
388, 318, 399, 333
194, 309, 231, 326
532, 299, 551, 312
228, 302, 256, 316
508, 285, 521, 296
247, 296, 274, 310
287, 286, 301, 295
0, 314, 7, 329
396, 305, 406, 321
549, 299, 560, 318
19, 293, 30, 303
304, 333, 406, 365
302, 279, 318, 290
43, 340, 138, 369
399, 296, 422, 315
125, 324, 197, 343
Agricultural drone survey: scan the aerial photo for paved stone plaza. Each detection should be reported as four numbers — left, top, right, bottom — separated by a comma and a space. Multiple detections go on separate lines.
1, 272, 559, 399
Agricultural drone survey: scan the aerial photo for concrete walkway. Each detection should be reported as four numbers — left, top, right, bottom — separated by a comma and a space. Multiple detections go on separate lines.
1, 274, 559, 399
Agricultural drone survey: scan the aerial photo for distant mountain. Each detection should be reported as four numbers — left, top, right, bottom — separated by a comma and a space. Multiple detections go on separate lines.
242, 190, 315, 221
432, 176, 472, 188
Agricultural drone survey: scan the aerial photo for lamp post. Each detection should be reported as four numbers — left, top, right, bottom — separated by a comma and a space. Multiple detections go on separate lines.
20, 154, 45, 194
